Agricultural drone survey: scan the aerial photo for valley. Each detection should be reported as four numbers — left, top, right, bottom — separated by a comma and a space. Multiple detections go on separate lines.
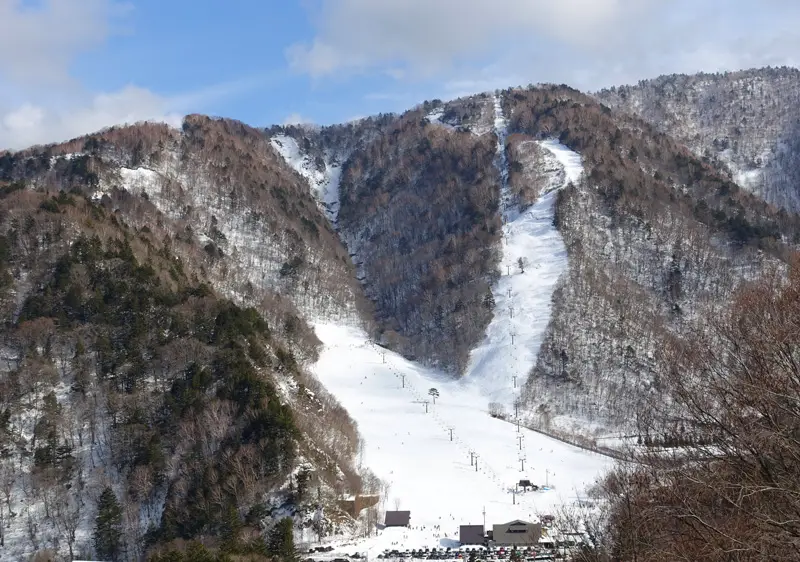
302, 102, 603, 554
1, 66, 799, 561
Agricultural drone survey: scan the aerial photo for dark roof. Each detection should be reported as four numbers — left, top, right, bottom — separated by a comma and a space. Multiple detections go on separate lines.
459, 525, 485, 545
492, 520, 542, 546
385, 511, 411, 526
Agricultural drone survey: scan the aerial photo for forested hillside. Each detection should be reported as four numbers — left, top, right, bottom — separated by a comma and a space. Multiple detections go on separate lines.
597, 67, 800, 212
498, 85, 800, 442
336, 106, 502, 373
272, 99, 503, 374
0, 116, 369, 326
582, 261, 800, 562
0, 137, 372, 558
4, 68, 800, 559
266, 84, 800, 445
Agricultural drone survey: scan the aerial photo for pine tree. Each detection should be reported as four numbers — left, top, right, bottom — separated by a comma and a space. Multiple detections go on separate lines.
221, 505, 242, 553
94, 487, 123, 561
267, 517, 298, 562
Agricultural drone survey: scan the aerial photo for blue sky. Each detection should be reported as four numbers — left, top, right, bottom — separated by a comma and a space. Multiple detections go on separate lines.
2, 0, 800, 149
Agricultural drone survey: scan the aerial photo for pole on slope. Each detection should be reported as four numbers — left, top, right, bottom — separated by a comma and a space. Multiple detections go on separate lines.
507, 265, 511, 275
470, 451, 474, 466
449, 428, 454, 441
509, 306, 514, 318
512, 375, 517, 388
483, 506, 486, 530
511, 333, 515, 345
520, 458, 525, 472
513, 488, 516, 505
400, 374, 405, 388
517, 434, 523, 450
382, 351, 386, 363
516, 418, 520, 433
546, 469, 549, 487
424, 401, 429, 414
475, 456, 479, 472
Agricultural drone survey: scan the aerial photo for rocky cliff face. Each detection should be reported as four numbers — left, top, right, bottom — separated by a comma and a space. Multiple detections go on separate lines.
597, 67, 800, 213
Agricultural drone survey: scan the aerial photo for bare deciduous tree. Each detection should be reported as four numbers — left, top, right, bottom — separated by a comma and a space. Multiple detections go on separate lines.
599, 260, 800, 562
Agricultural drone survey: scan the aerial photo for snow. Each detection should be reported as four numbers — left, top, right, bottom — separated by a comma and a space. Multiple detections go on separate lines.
270, 134, 342, 223
310, 324, 612, 555
425, 109, 456, 131
307, 97, 607, 556
96, 166, 162, 202
537, 141, 584, 187
465, 97, 583, 407
426, 109, 445, 124
120, 167, 162, 193
735, 168, 762, 190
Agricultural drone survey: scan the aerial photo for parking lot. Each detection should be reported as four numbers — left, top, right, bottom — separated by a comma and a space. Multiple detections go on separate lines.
303, 544, 564, 562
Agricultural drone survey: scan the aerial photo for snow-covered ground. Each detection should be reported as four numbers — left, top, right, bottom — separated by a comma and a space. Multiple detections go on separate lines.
307, 96, 606, 556
310, 324, 612, 555
270, 134, 342, 223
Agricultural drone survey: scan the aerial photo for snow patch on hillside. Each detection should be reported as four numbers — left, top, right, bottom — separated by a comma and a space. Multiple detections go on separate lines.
93, 166, 163, 203
426, 108, 445, 124
735, 168, 763, 190
120, 167, 163, 195
424, 109, 456, 132
311, 323, 612, 553
270, 134, 342, 223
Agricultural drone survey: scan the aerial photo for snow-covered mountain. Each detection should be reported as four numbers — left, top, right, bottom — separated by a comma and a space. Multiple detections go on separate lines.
3, 70, 800, 559
597, 67, 800, 212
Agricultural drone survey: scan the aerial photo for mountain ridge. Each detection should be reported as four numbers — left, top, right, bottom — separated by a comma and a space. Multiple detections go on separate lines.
3, 66, 800, 558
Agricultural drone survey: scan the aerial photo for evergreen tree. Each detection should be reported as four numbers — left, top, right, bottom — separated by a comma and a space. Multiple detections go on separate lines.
267, 518, 298, 562
295, 467, 311, 503
94, 487, 123, 561
220, 505, 242, 553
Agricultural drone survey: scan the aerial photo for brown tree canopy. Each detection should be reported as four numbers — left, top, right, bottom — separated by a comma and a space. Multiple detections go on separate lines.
598, 257, 800, 562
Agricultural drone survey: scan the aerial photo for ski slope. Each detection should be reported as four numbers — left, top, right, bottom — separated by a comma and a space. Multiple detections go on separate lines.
465, 96, 583, 407
311, 324, 611, 552
309, 96, 606, 553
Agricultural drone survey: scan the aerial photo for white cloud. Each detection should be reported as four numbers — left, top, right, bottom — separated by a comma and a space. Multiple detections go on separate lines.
288, 0, 652, 78
0, 1, 268, 150
0, 0, 127, 86
0, 86, 182, 149
0, 0, 175, 150
282, 112, 313, 126
289, 0, 800, 91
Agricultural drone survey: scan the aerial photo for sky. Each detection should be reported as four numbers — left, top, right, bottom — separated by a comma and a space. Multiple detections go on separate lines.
2, 0, 800, 150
